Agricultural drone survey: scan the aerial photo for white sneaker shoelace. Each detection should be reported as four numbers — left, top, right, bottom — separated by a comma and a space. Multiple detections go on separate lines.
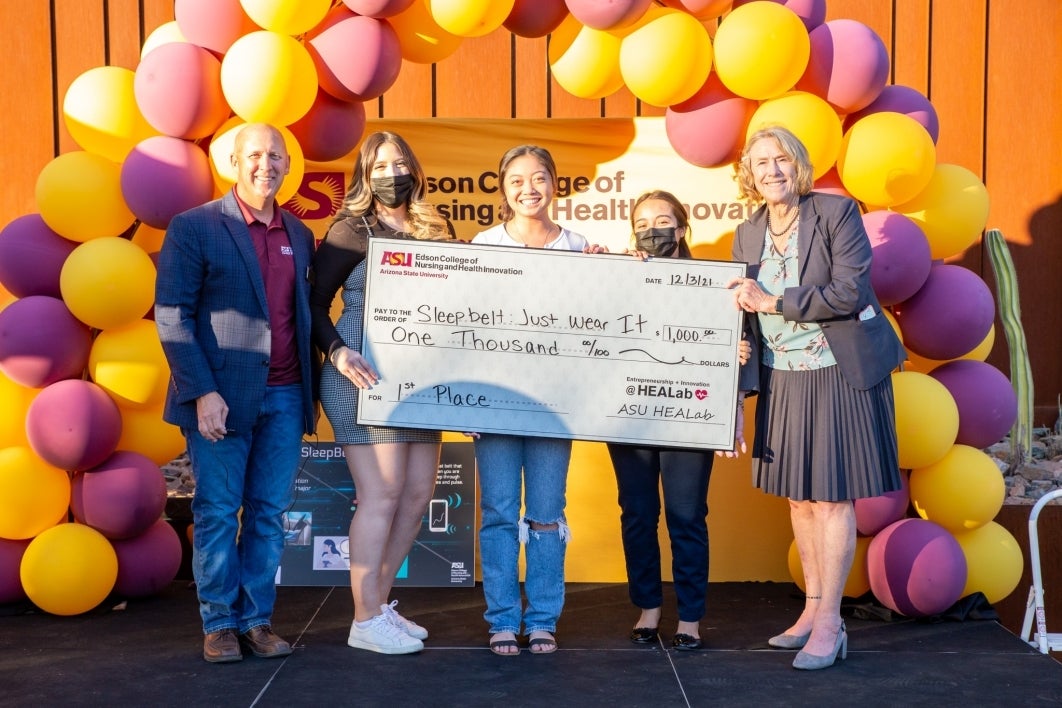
382, 600, 429, 640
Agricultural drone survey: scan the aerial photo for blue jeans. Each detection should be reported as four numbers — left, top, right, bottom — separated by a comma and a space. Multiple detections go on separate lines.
475, 434, 571, 635
185, 384, 304, 634
607, 444, 712, 622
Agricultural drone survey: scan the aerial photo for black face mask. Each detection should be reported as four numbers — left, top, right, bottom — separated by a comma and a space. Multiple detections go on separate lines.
635, 227, 680, 258
370, 174, 415, 208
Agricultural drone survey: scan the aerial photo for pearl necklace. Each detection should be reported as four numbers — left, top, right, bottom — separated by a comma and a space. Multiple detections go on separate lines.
767, 207, 799, 238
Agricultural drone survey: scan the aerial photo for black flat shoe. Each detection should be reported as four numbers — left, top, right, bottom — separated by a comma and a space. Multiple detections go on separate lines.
629, 627, 658, 644
672, 633, 702, 651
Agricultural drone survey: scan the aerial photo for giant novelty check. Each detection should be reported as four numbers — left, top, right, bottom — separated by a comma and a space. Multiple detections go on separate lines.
357, 237, 746, 450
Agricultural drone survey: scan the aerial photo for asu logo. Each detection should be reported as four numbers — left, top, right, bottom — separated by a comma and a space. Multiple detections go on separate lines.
381, 251, 413, 266
283, 171, 345, 221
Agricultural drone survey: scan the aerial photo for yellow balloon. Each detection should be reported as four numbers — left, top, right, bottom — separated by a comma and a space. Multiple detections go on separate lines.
787, 535, 871, 598
382, 0, 463, 64
910, 445, 1005, 533
131, 224, 167, 255
891, 370, 958, 470
548, 15, 625, 100
892, 164, 990, 261
141, 21, 187, 59
118, 405, 186, 466
837, 112, 936, 207
89, 319, 171, 409
209, 118, 306, 206
619, 8, 713, 107
60, 238, 156, 330
747, 92, 842, 180
0, 446, 70, 540
35, 151, 137, 242
428, 0, 515, 38
240, 0, 331, 35
713, 1, 810, 100
0, 373, 39, 448
63, 66, 159, 163
220, 31, 318, 126
20, 523, 118, 615
953, 521, 1023, 605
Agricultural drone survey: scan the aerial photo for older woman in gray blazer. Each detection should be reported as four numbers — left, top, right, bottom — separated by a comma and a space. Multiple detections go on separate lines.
728, 125, 904, 671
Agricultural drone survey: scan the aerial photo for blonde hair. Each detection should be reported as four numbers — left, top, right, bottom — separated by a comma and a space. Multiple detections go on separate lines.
734, 125, 815, 204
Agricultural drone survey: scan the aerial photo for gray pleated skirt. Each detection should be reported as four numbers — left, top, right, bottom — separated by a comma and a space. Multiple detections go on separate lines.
752, 364, 902, 501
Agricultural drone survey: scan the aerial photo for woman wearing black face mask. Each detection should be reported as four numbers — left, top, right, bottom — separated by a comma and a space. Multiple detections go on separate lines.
607, 190, 749, 652
310, 132, 454, 655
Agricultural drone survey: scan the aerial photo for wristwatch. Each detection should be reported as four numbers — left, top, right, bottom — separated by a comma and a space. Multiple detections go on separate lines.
775, 296, 784, 314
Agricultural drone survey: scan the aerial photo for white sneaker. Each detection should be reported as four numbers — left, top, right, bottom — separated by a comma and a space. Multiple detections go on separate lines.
347, 614, 424, 654
382, 600, 429, 640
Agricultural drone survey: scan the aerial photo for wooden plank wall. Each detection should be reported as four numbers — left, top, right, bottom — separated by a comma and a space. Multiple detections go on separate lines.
1, 0, 1059, 423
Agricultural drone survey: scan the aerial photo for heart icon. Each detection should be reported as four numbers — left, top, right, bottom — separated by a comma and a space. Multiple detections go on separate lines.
695, 389, 708, 400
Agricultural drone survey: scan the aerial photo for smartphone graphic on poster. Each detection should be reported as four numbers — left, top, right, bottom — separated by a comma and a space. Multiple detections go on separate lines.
429, 499, 448, 532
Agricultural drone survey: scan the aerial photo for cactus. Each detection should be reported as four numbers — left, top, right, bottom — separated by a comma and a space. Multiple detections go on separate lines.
984, 229, 1033, 468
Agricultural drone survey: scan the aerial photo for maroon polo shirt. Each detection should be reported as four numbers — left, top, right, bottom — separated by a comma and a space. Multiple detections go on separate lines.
233, 189, 301, 385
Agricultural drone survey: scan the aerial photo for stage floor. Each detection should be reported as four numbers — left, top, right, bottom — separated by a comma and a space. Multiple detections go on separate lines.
2, 581, 1060, 707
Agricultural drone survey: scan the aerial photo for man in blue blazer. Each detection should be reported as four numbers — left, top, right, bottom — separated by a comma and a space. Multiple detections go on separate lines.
156, 123, 317, 663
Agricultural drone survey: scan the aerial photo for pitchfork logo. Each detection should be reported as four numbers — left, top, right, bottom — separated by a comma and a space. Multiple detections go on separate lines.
283, 171, 345, 221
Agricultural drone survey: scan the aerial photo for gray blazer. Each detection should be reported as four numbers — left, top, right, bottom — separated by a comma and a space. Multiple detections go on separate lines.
155, 191, 318, 434
733, 192, 904, 392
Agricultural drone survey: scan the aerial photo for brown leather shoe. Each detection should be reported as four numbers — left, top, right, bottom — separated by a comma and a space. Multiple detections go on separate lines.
203, 629, 243, 663
239, 626, 293, 658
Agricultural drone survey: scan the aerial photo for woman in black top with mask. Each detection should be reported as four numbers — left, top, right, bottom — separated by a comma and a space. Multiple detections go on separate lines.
607, 190, 748, 651
310, 131, 453, 655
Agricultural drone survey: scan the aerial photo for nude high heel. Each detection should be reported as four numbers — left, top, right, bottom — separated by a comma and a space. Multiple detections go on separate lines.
792, 623, 847, 670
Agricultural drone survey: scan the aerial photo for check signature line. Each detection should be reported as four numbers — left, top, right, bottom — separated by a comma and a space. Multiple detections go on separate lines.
617, 348, 694, 365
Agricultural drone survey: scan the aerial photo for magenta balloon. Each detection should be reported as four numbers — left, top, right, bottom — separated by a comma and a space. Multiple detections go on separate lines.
343, 0, 415, 17
70, 451, 167, 540
731, 0, 826, 31
845, 84, 940, 144
795, 19, 889, 113
308, 9, 402, 102
25, 379, 122, 471
564, 0, 653, 30
894, 264, 995, 361
665, 74, 758, 168
134, 42, 231, 140
120, 137, 214, 229
0, 538, 30, 603
174, 0, 256, 55
929, 360, 1018, 449
0, 295, 91, 388
812, 167, 851, 198
863, 210, 932, 306
867, 518, 967, 617
289, 89, 367, 163
504, 0, 569, 37
659, 0, 732, 20
112, 519, 183, 598
0, 215, 78, 299
855, 470, 909, 537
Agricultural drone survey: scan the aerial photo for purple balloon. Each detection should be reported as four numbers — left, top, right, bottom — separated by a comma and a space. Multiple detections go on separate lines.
666, 74, 758, 168
25, 379, 122, 471
796, 19, 890, 113
867, 518, 967, 617
112, 519, 183, 598
0, 215, 79, 299
288, 89, 367, 163
308, 9, 402, 103
0, 295, 92, 388
71, 451, 167, 540
504, 0, 569, 37
134, 41, 231, 140
863, 210, 932, 305
855, 470, 910, 537
0, 538, 30, 603
894, 264, 995, 361
929, 360, 1018, 449
845, 84, 940, 144
121, 136, 215, 229
565, 0, 653, 31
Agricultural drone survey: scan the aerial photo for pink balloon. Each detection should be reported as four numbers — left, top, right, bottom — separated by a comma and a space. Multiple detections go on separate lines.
0, 538, 30, 603
867, 518, 967, 617
929, 360, 1018, 449
0, 215, 78, 299
731, 0, 826, 31
863, 210, 932, 306
25, 379, 122, 471
812, 167, 851, 198
174, 0, 256, 55
845, 85, 940, 143
120, 137, 214, 229
134, 42, 231, 140
0, 295, 91, 388
504, 0, 569, 37
308, 8, 402, 102
564, 0, 653, 30
659, 0, 733, 20
795, 19, 889, 113
289, 89, 367, 163
665, 74, 758, 168
855, 470, 909, 537
893, 264, 995, 361
71, 451, 167, 540
343, 0, 415, 17
112, 519, 183, 598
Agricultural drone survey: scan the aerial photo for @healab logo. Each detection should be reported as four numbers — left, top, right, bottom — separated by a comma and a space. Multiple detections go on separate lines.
283, 171, 345, 221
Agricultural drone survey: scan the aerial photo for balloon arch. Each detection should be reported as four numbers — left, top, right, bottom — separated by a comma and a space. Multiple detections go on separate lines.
0, 0, 1022, 617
